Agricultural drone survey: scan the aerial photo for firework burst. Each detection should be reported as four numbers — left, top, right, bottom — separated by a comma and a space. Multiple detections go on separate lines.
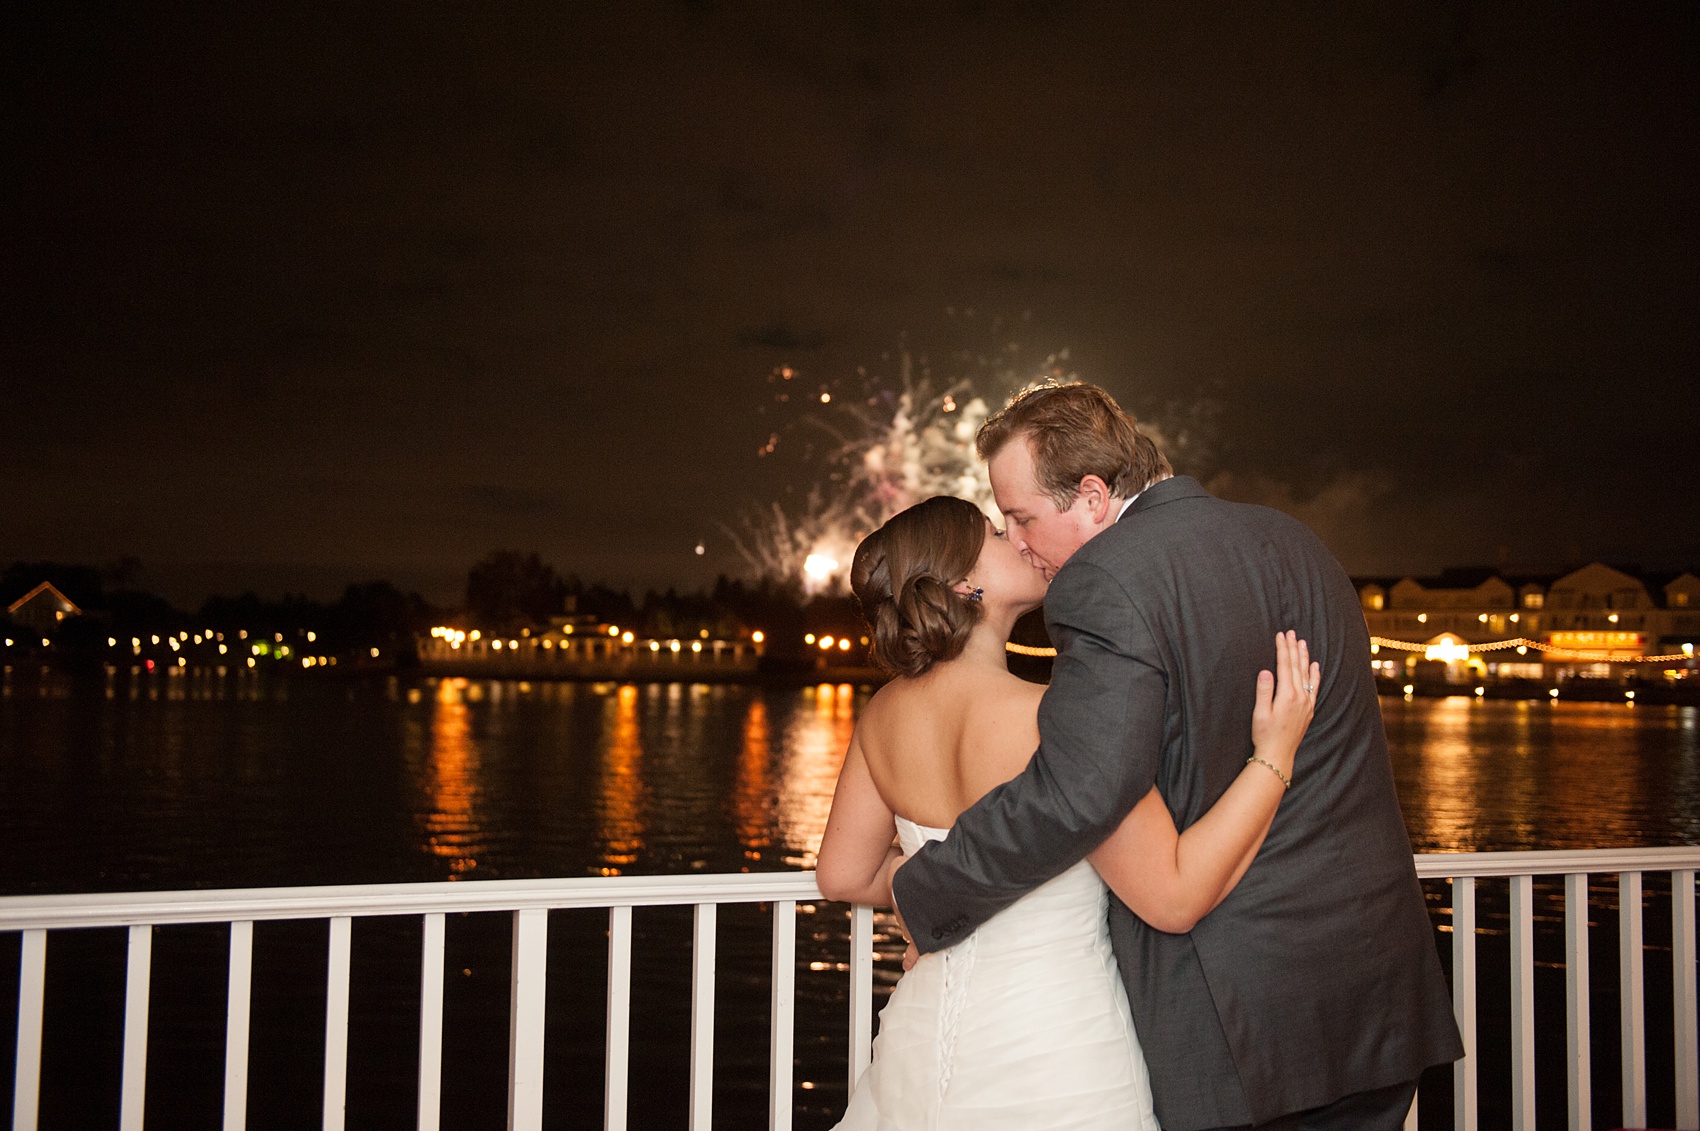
727, 336, 1079, 594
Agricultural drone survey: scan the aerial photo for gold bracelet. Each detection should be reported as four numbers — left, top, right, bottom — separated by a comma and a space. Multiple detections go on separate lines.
1246, 754, 1291, 790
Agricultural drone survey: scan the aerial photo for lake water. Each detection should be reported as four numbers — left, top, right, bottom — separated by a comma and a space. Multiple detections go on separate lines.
2, 669, 1698, 1128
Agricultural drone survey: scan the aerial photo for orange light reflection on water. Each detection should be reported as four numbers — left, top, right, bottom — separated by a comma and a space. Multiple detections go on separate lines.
732, 697, 774, 857
423, 678, 484, 875
597, 684, 647, 873
1400, 697, 1481, 852
1390, 697, 1691, 853
778, 683, 860, 867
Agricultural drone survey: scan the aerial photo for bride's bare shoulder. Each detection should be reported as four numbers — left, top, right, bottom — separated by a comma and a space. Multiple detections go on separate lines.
858, 677, 905, 718
854, 676, 912, 735
863, 667, 979, 727
990, 670, 1046, 713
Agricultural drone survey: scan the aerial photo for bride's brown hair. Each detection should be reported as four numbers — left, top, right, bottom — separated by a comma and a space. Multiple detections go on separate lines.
850, 496, 986, 677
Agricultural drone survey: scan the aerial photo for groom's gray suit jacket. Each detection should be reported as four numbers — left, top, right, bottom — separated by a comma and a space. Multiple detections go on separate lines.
892, 476, 1462, 1130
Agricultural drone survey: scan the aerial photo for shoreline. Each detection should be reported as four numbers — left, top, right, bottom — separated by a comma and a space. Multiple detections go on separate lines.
8, 660, 1698, 704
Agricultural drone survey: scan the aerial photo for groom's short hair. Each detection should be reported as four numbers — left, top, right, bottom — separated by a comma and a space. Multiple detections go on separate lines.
977, 381, 1172, 510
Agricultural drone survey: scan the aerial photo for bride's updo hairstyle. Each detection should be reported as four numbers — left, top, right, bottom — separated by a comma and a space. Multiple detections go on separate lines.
850, 496, 986, 678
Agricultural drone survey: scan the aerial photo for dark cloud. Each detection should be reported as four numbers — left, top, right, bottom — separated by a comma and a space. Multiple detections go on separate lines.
738, 324, 827, 351
463, 484, 559, 519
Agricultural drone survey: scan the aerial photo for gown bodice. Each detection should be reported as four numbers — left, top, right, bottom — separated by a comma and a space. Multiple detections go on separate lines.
894, 816, 1113, 958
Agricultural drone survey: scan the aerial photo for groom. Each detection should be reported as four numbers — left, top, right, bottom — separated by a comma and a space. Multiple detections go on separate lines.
890, 383, 1461, 1130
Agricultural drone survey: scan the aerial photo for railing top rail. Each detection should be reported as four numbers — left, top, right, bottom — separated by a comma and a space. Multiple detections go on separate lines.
3, 847, 1698, 932
1410, 845, 1700, 879
0, 871, 825, 932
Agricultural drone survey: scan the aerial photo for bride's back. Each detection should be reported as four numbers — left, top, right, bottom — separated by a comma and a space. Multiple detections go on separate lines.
855, 659, 1044, 830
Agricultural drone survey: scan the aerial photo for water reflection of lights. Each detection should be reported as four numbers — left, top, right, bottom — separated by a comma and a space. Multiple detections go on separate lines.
778, 683, 860, 867
423, 678, 484, 875
1389, 698, 1688, 852
733, 698, 774, 858
597, 684, 648, 874
1396, 696, 1491, 852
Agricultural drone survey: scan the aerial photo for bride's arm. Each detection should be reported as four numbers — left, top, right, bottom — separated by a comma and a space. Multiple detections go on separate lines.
1089, 631, 1318, 934
816, 732, 902, 905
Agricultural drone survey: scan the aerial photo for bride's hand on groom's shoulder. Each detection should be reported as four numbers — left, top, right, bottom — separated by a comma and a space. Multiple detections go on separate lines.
1250, 630, 1320, 782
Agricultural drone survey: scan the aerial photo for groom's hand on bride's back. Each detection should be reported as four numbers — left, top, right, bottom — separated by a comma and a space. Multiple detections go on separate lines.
883, 852, 922, 970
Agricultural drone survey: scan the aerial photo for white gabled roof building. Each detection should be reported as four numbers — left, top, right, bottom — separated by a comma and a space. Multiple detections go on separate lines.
5, 582, 83, 634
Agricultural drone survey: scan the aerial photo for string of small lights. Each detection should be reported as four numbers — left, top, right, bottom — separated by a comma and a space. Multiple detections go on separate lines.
1370, 635, 1695, 663
1008, 637, 1696, 663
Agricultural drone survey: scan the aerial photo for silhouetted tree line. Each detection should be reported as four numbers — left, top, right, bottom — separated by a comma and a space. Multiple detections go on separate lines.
198, 582, 437, 659
1, 561, 441, 666
2, 554, 852, 662
463, 551, 639, 630
461, 551, 833, 645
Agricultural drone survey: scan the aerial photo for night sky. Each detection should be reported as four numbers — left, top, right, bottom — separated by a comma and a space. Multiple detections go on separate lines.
4, 3, 1696, 607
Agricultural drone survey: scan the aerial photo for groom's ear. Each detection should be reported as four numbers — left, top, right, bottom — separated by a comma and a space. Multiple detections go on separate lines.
1076, 474, 1115, 523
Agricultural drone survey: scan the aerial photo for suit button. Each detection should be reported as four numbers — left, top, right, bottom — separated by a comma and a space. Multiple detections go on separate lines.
931, 927, 946, 940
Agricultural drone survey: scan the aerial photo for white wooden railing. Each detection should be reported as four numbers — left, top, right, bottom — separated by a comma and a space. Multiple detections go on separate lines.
1411, 847, 1700, 1131
4, 848, 1698, 1131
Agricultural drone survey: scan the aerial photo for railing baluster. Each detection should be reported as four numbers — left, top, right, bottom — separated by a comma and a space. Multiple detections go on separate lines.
11, 928, 46, 1131
417, 913, 445, 1131
119, 924, 152, 1131
848, 904, 873, 1095
1619, 871, 1645, 1129
509, 908, 549, 1131
1453, 876, 1477, 1131
1675, 869, 1698, 1127
322, 916, 352, 1131
1511, 873, 1535, 1131
689, 903, 717, 1131
605, 905, 633, 1131
1565, 872, 1591, 1131
223, 921, 253, 1131
769, 900, 796, 1131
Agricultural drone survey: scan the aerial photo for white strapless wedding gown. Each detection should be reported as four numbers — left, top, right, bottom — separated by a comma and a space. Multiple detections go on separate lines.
831, 817, 1160, 1131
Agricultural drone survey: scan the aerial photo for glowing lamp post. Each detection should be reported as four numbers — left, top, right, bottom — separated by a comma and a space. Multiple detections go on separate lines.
1424, 642, 1472, 664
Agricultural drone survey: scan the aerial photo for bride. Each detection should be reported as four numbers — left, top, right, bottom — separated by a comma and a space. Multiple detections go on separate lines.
815, 495, 1319, 1130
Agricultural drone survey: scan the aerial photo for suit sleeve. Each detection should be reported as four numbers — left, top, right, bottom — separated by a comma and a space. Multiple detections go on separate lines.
892, 559, 1169, 953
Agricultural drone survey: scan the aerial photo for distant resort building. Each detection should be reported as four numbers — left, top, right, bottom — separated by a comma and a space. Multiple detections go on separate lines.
1358, 562, 1700, 686
5, 582, 82, 634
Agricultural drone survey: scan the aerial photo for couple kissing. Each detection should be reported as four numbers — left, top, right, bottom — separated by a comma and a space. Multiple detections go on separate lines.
816, 382, 1462, 1131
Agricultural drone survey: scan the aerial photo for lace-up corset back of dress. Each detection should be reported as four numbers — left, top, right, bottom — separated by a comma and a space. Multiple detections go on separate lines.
894, 816, 1109, 955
